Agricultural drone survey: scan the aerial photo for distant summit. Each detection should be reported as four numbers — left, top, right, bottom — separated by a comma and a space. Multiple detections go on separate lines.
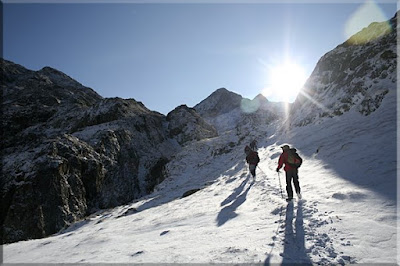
193, 88, 282, 133
194, 88, 242, 118
253, 93, 269, 103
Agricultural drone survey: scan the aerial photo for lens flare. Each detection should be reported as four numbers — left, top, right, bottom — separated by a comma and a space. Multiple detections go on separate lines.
241, 98, 260, 113
345, 0, 391, 44
297, 89, 330, 112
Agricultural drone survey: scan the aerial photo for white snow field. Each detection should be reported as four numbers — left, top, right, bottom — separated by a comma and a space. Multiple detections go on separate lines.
3, 87, 398, 265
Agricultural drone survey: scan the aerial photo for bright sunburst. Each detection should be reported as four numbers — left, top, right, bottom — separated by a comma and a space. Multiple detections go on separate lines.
262, 61, 307, 102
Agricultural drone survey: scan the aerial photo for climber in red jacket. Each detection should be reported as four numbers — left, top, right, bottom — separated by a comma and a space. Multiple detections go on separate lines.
276, 145, 303, 201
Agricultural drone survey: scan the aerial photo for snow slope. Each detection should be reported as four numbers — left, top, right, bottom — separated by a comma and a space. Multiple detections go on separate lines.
3, 84, 397, 264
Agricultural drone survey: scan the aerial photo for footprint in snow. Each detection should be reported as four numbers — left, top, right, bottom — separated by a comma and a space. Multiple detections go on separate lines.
271, 207, 283, 215
131, 251, 144, 257
348, 192, 367, 200
62, 232, 74, 238
39, 241, 52, 246
332, 193, 347, 200
160, 230, 170, 236
332, 192, 366, 201
225, 178, 236, 184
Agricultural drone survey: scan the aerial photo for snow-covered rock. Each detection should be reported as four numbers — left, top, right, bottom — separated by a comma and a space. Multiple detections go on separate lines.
1, 59, 180, 244
291, 12, 397, 126
194, 87, 242, 118
194, 88, 282, 133
166, 105, 218, 145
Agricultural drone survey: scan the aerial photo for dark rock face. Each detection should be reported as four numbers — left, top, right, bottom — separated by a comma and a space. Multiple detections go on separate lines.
2, 135, 100, 242
291, 12, 397, 126
2, 63, 101, 149
145, 157, 169, 194
0, 59, 181, 244
166, 105, 218, 145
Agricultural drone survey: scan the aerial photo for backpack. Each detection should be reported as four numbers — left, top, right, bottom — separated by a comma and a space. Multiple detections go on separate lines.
254, 151, 260, 164
247, 151, 260, 165
287, 149, 302, 168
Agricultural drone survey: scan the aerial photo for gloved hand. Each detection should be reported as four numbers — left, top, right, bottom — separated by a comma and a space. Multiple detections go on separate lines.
276, 168, 280, 172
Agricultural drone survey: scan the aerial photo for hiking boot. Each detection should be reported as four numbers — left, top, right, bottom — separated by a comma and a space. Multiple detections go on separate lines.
297, 192, 302, 199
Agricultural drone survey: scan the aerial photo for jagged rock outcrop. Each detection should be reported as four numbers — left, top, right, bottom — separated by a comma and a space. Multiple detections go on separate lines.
2, 134, 104, 243
3, 61, 102, 149
1, 60, 181, 244
291, 12, 397, 126
166, 105, 218, 145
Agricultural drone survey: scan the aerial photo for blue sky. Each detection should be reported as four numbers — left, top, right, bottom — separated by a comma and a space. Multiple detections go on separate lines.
3, 1, 398, 114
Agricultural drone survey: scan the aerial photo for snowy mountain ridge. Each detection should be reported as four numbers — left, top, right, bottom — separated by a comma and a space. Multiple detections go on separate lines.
290, 12, 397, 127
2, 11, 398, 264
3, 85, 397, 263
194, 88, 283, 133
0, 59, 281, 245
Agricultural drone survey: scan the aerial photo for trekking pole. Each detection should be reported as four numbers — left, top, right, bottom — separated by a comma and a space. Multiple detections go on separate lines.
257, 165, 266, 177
277, 172, 284, 199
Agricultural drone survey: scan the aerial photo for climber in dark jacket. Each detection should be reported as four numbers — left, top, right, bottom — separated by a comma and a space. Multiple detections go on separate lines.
249, 139, 257, 151
245, 145, 260, 177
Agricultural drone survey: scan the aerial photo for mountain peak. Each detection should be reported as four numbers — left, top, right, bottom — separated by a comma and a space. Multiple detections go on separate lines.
38, 66, 83, 88
211, 87, 241, 97
215, 87, 229, 93
253, 93, 268, 103
194, 88, 243, 118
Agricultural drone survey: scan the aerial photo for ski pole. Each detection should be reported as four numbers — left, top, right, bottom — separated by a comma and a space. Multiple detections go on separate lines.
277, 172, 284, 199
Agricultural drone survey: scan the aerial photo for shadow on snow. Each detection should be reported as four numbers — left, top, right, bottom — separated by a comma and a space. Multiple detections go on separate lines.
126, 159, 249, 218
216, 175, 254, 227
264, 200, 313, 265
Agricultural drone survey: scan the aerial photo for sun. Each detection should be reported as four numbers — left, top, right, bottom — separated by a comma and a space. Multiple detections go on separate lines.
262, 61, 307, 102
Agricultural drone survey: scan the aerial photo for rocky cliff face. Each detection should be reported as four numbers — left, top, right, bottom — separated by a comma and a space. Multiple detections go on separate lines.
291, 12, 397, 126
166, 105, 218, 145
2, 61, 107, 243
0, 60, 216, 244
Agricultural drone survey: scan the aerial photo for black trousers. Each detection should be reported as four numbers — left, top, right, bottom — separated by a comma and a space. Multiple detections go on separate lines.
285, 169, 300, 199
249, 164, 256, 177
